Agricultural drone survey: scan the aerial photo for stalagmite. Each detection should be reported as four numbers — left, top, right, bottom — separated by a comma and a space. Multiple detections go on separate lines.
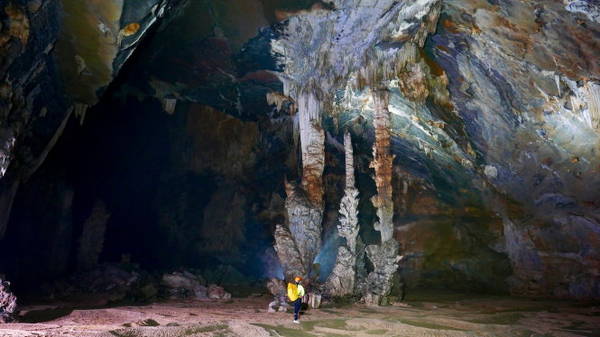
273, 222, 306, 280
365, 89, 400, 305
326, 132, 361, 296
275, 179, 324, 280
273, 92, 325, 281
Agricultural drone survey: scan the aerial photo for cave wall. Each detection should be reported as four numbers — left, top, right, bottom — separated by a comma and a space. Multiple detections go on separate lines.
0, 0, 184, 239
0, 0, 599, 300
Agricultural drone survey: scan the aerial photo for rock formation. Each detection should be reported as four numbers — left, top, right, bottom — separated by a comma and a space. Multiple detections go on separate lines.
0, 278, 17, 323
266, 278, 289, 312
364, 89, 400, 305
271, 0, 441, 285
326, 132, 361, 296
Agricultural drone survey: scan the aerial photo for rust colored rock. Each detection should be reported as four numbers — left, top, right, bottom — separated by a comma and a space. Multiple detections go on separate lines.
297, 92, 325, 207
121, 22, 140, 37
370, 89, 395, 243
397, 62, 430, 103
365, 89, 400, 304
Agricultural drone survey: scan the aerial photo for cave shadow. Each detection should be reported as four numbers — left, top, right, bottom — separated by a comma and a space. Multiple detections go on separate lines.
19, 307, 74, 323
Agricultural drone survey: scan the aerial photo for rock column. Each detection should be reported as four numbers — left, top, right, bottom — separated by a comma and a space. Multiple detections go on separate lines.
274, 91, 325, 281
326, 132, 360, 296
365, 89, 400, 305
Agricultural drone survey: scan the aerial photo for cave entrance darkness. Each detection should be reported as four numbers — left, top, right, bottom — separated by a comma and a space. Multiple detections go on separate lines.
0, 82, 277, 299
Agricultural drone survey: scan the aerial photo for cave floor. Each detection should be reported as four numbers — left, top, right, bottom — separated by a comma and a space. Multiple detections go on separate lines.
0, 292, 599, 337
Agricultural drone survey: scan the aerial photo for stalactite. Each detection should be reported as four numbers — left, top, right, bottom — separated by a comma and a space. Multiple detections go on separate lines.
297, 91, 325, 206
326, 132, 360, 296
365, 88, 400, 305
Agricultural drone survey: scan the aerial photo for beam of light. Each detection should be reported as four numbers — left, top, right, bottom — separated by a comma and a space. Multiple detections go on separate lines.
313, 229, 340, 282
260, 247, 284, 280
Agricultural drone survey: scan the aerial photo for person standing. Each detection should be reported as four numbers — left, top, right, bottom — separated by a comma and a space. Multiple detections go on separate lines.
287, 276, 305, 323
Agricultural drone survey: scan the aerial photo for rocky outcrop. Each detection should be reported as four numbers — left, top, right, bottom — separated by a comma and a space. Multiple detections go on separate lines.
0, 278, 17, 323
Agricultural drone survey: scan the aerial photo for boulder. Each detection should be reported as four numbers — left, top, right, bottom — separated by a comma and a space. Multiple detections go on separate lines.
161, 271, 207, 299
207, 284, 231, 300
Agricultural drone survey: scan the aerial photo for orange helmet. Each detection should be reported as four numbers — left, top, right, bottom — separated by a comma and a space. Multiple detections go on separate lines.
294, 276, 302, 282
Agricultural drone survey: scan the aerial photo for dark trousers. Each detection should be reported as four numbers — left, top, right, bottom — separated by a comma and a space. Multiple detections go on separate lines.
293, 298, 302, 320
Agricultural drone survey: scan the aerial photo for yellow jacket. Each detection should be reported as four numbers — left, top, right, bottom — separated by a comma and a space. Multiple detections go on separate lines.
287, 282, 305, 301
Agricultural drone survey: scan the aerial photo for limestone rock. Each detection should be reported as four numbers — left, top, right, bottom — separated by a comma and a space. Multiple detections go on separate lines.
275, 182, 324, 280
274, 224, 306, 280
365, 240, 401, 303
337, 132, 360, 252
326, 246, 356, 297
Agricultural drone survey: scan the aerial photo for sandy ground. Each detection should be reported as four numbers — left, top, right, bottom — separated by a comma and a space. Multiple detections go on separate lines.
0, 292, 599, 337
